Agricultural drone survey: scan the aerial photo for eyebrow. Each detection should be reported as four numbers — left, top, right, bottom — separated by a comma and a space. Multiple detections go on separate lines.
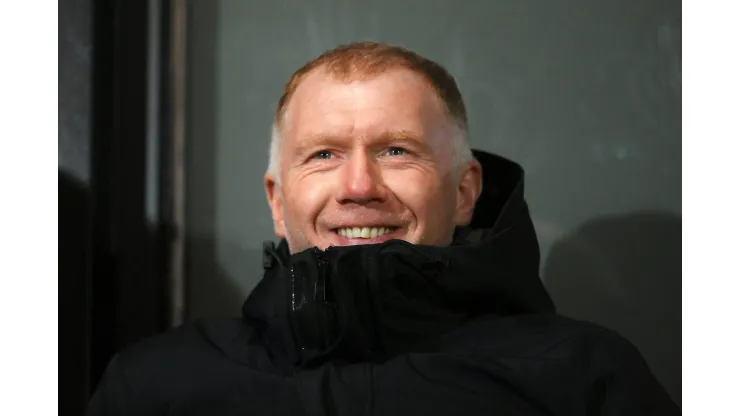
377, 129, 424, 143
373, 130, 432, 154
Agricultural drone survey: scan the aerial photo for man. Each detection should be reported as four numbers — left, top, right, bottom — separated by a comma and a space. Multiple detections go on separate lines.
89, 42, 679, 415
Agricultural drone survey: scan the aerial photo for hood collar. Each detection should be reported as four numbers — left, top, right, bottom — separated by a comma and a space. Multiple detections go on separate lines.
242, 150, 555, 369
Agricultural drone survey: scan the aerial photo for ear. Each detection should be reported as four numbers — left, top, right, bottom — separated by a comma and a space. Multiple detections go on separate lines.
453, 159, 483, 226
265, 174, 287, 239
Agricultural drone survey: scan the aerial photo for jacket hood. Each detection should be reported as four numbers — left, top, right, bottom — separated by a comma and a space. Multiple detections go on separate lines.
242, 150, 555, 370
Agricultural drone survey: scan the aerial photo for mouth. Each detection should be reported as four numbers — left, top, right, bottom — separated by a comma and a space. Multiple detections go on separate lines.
330, 226, 402, 245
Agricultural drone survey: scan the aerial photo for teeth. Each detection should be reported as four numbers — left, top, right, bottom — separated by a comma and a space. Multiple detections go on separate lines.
337, 227, 394, 239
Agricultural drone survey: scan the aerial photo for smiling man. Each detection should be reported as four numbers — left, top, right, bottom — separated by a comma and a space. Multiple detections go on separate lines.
265, 45, 481, 252
89, 42, 679, 415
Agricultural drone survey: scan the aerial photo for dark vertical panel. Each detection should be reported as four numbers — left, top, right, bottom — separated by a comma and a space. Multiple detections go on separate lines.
105, 0, 159, 351
88, 0, 171, 396
88, 0, 115, 397
60, 0, 183, 407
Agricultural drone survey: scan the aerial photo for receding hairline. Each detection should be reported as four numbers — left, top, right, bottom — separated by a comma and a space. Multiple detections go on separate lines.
276, 66, 461, 136
273, 42, 469, 134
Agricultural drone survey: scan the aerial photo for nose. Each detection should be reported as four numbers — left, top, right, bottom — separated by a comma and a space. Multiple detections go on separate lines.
337, 152, 386, 205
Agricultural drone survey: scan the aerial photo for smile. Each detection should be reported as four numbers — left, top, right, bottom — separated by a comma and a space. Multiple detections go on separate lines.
334, 226, 398, 239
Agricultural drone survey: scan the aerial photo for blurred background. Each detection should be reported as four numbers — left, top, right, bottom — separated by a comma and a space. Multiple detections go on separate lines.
59, 0, 681, 413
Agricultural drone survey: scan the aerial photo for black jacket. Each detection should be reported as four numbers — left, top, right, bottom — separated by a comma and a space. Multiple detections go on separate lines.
88, 151, 679, 415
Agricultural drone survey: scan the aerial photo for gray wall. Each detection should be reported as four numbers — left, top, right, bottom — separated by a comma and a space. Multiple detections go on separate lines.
59, 0, 92, 184
185, 0, 681, 403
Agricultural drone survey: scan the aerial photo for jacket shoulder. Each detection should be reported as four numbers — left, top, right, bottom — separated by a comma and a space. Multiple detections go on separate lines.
117, 318, 253, 367
88, 318, 266, 415
448, 314, 679, 414
448, 313, 617, 351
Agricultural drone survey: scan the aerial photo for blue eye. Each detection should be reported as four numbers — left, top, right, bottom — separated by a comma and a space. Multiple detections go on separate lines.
314, 150, 333, 159
387, 147, 406, 156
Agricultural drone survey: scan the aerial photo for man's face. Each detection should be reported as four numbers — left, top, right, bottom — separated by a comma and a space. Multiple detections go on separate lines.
265, 68, 481, 253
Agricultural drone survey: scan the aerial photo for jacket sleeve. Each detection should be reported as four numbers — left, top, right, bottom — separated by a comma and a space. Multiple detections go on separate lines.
586, 330, 680, 415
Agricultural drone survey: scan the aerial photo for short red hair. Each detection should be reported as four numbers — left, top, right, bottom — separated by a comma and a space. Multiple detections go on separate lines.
274, 41, 469, 133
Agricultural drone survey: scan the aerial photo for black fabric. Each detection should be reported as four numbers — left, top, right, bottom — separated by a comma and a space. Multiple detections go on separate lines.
88, 150, 679, 415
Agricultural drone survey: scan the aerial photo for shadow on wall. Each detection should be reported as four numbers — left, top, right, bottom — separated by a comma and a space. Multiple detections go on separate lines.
543, 211, 681, 404
185, 0, 245, 320
186, 237, 262, 318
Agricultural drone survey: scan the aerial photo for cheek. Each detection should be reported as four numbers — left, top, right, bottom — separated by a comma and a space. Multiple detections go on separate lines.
283, 177, 332, 225
383, 170, 451, 221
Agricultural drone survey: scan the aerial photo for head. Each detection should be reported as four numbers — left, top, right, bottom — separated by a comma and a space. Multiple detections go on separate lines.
265, 42, 483, 253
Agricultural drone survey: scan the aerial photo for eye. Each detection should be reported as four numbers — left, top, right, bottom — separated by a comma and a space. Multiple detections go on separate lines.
386, 147, 407, 157
313, 150, 334, 160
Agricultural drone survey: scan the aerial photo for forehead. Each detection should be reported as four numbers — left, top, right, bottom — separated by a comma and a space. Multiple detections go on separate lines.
282, 67, 453, 143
